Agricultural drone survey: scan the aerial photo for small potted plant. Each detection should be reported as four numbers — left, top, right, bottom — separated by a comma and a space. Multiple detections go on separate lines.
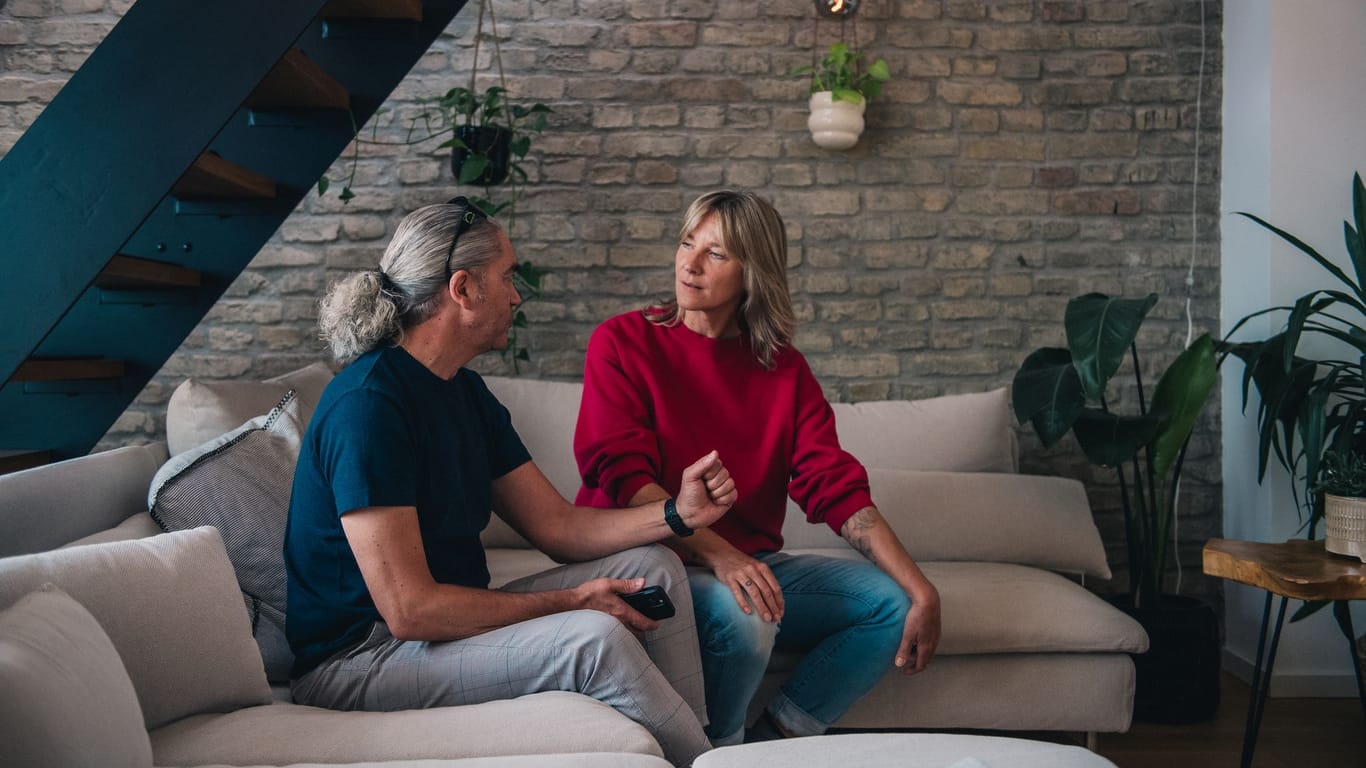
1314, 449, 1366, 562
426, 85, 551, 187
319, 86, 551, 201
793, 41, 890, 150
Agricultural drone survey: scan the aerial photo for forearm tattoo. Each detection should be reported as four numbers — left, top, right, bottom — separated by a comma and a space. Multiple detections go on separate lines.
841, 507, 879, 564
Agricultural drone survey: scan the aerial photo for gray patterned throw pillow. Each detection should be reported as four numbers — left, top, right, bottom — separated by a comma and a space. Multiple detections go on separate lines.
148, 390, 304, 683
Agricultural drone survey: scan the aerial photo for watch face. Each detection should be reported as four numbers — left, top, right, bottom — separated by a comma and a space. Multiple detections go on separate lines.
816, 0, 860, 18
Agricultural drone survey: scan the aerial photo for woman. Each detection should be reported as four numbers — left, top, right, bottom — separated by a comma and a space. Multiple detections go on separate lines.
574, 190, 942, 746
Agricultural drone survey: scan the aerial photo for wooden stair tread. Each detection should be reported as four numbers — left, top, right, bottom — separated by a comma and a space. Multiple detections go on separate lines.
173, 153, 277, 201
321, 0, 422, 21
97, 255, 202, 289
11, 358, 126, 382
247, 49, 351, 111
0, 450, 52, 475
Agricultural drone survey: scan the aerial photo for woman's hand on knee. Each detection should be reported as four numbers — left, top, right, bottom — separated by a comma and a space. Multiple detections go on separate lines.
710, 550, 784, 623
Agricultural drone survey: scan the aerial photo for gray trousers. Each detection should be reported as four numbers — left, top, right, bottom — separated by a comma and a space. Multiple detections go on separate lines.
291, 545, 710, 766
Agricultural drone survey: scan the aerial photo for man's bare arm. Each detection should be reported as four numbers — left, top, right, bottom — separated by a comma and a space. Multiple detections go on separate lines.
341, 505, 658, 641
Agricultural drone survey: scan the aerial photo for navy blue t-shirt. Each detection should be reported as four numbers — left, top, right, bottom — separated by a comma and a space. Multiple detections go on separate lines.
284, 346, 531, 678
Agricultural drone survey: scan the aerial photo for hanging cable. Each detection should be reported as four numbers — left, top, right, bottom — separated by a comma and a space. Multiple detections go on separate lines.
1173, 0, 1208, 597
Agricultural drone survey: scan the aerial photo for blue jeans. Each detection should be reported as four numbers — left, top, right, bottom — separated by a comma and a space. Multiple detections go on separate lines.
688, 551, 910, 745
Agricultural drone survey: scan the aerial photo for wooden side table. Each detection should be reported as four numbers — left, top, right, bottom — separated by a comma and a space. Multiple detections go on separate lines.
1203, 538, 1366, 768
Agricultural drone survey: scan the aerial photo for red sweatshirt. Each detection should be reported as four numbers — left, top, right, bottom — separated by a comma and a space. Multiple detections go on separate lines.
574, 311, 873, 555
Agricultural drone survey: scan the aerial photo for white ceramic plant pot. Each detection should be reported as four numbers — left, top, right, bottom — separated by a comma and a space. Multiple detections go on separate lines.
807, 91, 865, 150
1324, 494, 1366, 562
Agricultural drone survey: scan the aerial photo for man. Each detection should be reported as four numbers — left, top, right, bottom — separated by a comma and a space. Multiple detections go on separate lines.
284, 199, 735, 766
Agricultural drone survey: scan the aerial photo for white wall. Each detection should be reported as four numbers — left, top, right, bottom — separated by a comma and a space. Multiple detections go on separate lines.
1221, 0, 1366, 696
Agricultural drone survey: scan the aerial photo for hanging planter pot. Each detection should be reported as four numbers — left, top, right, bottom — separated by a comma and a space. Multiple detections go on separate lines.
450, 125, 512, 186
807, 91, 865, 150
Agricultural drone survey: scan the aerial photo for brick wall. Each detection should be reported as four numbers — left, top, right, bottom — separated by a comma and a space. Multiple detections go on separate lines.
1, 0, 1224, 599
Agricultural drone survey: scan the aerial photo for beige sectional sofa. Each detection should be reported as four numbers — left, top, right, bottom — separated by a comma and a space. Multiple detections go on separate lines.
0, 363, 1147, 766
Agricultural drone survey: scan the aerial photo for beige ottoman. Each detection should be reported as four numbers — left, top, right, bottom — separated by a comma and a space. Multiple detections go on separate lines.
693, 733, 1116, 768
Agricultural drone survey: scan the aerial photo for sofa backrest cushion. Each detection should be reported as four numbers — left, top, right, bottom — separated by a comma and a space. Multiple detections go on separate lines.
781, 469, 1111, 578
0, 527, 272, 729
831, 387, 1017, 474
148, 391, 304, 683
0, 584, 154, 768
0, 442, 168, 558
480, 377, 1020, 550
482, 376, 585, 548
166, 362, 333, 456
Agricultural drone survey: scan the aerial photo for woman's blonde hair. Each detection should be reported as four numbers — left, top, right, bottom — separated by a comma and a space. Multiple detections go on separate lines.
318, 203, 503, 364
646, 190, 796, 369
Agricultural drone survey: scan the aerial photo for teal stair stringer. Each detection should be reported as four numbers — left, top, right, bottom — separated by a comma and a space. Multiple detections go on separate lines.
0, 0, 466, 468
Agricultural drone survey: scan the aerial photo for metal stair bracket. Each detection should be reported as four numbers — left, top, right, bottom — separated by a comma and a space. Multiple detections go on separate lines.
0, 0, 467, 463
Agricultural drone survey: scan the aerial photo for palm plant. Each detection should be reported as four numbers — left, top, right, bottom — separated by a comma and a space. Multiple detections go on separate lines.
1222, 172, 1366, 538
1013, 294, 1217, 607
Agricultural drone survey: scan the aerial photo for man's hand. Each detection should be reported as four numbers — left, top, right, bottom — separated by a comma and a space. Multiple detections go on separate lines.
894, 584, 941, 675
572, 577, 659, 634
675, 450, 737, 529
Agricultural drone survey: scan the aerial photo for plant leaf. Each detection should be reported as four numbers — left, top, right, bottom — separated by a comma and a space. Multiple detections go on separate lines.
339, 186, 355, 202
458, 155, 490, 184
1289, 599, 1330, 623
1236, 211, 1361, 299
831, 88, 864, 104
1150, 334, 1218, 488
867, 58, 891, 81
1072, 409, 1163, 467
1065, 293, 1159, 401
317, 177, 330, 196
1011, 347, 1086, 446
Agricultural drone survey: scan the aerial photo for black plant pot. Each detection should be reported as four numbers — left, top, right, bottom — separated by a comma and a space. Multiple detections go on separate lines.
450, 125, 511, 186
1108, 593, 1221, 724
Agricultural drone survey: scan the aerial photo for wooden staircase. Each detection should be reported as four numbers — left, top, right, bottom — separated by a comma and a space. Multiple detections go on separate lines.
0, 0, 466, 467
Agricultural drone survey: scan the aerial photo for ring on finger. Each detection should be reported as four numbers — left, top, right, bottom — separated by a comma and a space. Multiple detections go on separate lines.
743, 579, 754, 587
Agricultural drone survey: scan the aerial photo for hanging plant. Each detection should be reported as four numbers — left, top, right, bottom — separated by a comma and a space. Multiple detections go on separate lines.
793, 41, 890, 150
318, 0, 551, 373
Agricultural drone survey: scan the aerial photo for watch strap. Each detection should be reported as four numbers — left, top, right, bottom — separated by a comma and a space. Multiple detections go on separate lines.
664, 497, 693, 537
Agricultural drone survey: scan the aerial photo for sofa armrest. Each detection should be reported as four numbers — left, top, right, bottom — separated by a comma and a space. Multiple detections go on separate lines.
0, 442, 168, 557
781, 469, 1111, 579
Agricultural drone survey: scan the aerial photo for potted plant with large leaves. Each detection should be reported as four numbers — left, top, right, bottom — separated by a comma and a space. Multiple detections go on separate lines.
793, 41, 889, 150
1223, 172, 1366, 570
1012, 293, 1220, 723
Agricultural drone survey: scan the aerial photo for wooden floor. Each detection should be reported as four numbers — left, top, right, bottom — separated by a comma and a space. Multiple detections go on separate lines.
1094, 673, 1365, 768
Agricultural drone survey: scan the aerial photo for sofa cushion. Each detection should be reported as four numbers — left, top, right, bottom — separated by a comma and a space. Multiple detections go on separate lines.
831, 387, 1017, 474
0, 584, 154, 768
149, 392, 304, 683
149, 692, 663, 766
922, 561, 1147, 655
486, 547, 559, 589
0, 527, 272, 729
0, 442, 168, 558
166, 361, 333, 456
765, 557, 1146, 658
781, 469, 1111, 577
62, 511, 162, 549
482, 376, 586, 548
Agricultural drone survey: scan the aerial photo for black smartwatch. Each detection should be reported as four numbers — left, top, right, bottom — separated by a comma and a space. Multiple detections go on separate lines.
664, 497, 693, 537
